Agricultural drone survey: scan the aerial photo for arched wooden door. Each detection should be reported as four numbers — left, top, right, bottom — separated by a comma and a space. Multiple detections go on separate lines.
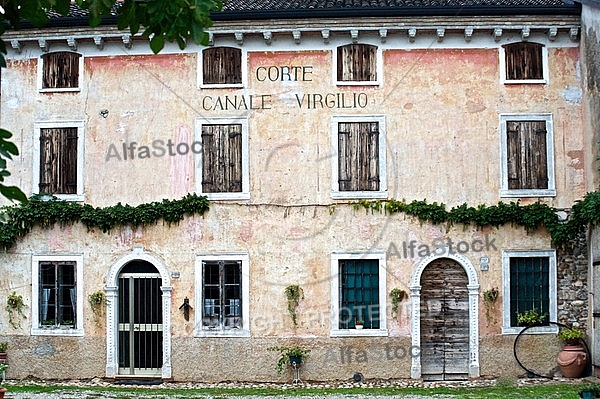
420, 258, 469, 381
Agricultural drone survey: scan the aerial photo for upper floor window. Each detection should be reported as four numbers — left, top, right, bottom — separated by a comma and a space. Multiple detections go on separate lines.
502, 250, 556, 334
194, 254, 250, 337
201, 47, 242, 87
330, 252, 387, 337
500, 114, 555, 198
32, 255, 84, 336
33, 121, 85, 201
336, 44, 379, 85
195, 118, 249, 200
331, 116, 387, 199
39, 51, 82, 92
500, 42, 547, 84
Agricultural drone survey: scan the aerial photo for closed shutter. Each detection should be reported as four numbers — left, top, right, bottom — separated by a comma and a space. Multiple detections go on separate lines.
504, 42, 544, 80
39, 127, 78, 194
338, 122, 379, 191
509, 257, 550, 327
42, 52, 81, 89
201, 124, 242, 193
337, 44, 377, 82
506, 121, 548, 190
203, 47, 242, 85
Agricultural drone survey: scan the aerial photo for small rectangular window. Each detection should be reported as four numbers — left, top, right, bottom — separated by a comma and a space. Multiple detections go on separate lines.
338, 122, 380, 192
39, 127, 78, 195
339, 259, 380, 329
509, 257, 550, 328
501, 42, 546, 83
500, 114, 555, 197
41, 51, 82, 90
202, 47, 242, 86
201, 124, 243, 193
39, 261, 76, 328
336, 44, 378, 84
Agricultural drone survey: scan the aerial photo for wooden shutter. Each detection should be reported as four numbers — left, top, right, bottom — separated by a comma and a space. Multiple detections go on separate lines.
503, 42, 544, 80
201, 124, 243, 193
42, 52, 81, 89
506, 120, 548, 190
338, 122, 379, 191
203, 47, 242, 85
337, 44, 377, 82
39, 127, 78, 194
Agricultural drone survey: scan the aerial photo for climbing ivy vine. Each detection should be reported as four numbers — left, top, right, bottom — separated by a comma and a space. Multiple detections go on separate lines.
1, 191, 600, 250
0, 193, 210, 250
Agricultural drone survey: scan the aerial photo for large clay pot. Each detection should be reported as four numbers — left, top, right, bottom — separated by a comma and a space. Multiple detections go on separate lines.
0, 387, 6, 399
557, 344, 588, 378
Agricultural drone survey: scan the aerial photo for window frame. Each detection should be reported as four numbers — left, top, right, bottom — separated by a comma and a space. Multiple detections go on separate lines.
330, 115, 387, 199
37, 51, 84, 92
499, 42, 548, 85
330, 252, 388, 337
32, 121, 85, 201
499, 113, 555, 198
334, 43, 382, 86
194, 253, 250, 337
198, 46, 246, 88
502, 250, 557, 335
194, 117, 250, 200
31, 254, 84, 336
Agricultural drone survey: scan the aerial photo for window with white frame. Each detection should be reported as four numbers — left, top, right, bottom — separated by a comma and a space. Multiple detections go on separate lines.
32, 255, 84, 336
331, 116, 387, 199
330, 252, 387, 337
499, 114, 555, 197
502, 250, 557, 334
335, 43, 380, 85
200, 46, 243, 87
39, 51, 83, 92
195, 118, 249, 200
194, 254, 250, 337
500, 42, 548, 84
33, 121, 85, 201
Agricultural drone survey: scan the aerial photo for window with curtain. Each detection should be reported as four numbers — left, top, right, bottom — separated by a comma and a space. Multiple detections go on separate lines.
39, 261, 76, 328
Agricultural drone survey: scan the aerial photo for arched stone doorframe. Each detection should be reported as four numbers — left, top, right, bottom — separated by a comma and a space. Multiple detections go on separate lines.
105, 245, 172, 379
409, 251, 480, 379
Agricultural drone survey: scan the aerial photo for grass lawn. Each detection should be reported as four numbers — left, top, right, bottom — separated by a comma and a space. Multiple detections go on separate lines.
1, 381, 594, 398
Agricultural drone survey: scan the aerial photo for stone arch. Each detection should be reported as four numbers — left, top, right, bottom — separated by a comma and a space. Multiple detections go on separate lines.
105, 245, 172, 379
409, 251, 480, 379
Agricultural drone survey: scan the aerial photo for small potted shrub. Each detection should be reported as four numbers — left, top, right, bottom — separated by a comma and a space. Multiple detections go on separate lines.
355, 320, 365, 330
268, 345, 311, 374
516, 308, 547, 327
0, 342, 7, 362
557, 327, 588, 378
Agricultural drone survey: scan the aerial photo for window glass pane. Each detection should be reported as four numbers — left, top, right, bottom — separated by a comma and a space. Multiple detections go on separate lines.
339, 259, 380, 329
509, 257, 550, 326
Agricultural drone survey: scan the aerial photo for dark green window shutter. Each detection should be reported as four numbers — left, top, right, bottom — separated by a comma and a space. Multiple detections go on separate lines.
509, 257, 550, 327
339, 259, 380, 329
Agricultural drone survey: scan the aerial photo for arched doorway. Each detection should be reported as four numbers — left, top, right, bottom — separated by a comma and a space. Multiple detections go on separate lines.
105, 246, 172, 379
419, 258, 469, 381
410, 252, 479, 380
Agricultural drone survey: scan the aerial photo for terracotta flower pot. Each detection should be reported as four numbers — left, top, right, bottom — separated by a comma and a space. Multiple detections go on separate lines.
557, 344, 588, 378
0, 387, 7, 399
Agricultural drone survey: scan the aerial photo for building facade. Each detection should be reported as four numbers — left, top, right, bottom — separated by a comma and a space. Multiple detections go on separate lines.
0, 0, 593, 382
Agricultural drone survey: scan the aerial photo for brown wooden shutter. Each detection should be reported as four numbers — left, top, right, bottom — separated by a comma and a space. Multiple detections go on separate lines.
338, 122, 379, 191
337, 44, 377, 82
503, 42, 544, 80
202, 124, 243, 193
203, 47, 242, 85
39, 127, 78, 194
506, 121, 548, 190
42, 52, 81, 89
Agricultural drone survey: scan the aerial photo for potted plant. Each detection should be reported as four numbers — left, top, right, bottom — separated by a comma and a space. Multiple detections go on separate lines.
0, 363, 7, 399
268, 345, 311, 374
557, 327, 588, 378
355, 320, 365, 330
516, 308, 547, 327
